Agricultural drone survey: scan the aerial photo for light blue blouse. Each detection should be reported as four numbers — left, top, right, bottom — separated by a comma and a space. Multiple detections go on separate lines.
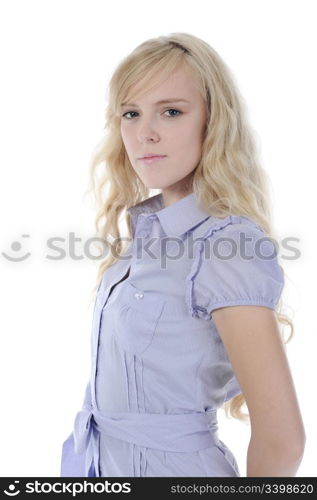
60, 191, 284, 477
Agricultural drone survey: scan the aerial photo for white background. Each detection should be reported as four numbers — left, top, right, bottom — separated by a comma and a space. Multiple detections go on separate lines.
0, 0, 315, 477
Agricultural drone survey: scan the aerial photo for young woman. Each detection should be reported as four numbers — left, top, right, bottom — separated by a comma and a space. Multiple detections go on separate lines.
60, 32, 305, 477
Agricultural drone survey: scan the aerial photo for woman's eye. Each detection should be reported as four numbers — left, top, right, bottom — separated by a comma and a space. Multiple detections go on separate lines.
122, 111, 138, 119
121, 109, 182, 120
164, 108, 182, 117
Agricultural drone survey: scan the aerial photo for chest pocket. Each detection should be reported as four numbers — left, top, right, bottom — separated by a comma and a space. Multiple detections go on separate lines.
112, 280, 166, 355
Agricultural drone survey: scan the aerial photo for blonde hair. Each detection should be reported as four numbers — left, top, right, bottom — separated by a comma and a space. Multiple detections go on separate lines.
85, 32, 293, 423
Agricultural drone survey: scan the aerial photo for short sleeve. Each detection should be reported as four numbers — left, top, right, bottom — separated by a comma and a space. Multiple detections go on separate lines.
185, 217, 285, 321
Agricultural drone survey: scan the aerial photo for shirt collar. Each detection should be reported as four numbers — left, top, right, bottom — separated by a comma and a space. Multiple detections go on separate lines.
127, 191, 211, 237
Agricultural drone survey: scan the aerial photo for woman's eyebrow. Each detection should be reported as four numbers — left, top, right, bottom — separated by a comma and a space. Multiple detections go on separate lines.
120, 98, 190, 108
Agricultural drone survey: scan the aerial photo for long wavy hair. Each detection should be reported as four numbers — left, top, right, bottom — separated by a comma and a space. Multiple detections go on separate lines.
84, 32, 294, 423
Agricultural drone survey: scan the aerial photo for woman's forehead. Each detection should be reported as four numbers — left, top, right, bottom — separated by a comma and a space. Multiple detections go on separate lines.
122, 69, 201, 107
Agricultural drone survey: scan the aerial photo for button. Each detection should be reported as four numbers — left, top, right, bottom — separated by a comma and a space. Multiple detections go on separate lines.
134, 292, 144, 300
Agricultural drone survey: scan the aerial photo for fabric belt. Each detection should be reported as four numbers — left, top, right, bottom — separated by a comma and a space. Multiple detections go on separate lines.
73, 405, 221, 477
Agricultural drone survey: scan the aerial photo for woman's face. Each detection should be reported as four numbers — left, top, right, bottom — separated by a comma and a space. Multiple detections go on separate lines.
120, 64, 207, 206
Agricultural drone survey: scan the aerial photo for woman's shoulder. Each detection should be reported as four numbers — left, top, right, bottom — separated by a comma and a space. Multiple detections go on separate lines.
198, 214, 266, 240
189, 213, 271, 269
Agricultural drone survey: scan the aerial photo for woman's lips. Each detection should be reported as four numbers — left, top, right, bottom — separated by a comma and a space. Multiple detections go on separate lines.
139, 155, 166, 165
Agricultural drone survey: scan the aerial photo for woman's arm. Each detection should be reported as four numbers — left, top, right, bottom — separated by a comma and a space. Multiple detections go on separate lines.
211, 305, 306, 477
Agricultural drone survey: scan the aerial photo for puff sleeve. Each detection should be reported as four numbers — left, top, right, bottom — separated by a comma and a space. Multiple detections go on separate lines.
185, 216, 284, 321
